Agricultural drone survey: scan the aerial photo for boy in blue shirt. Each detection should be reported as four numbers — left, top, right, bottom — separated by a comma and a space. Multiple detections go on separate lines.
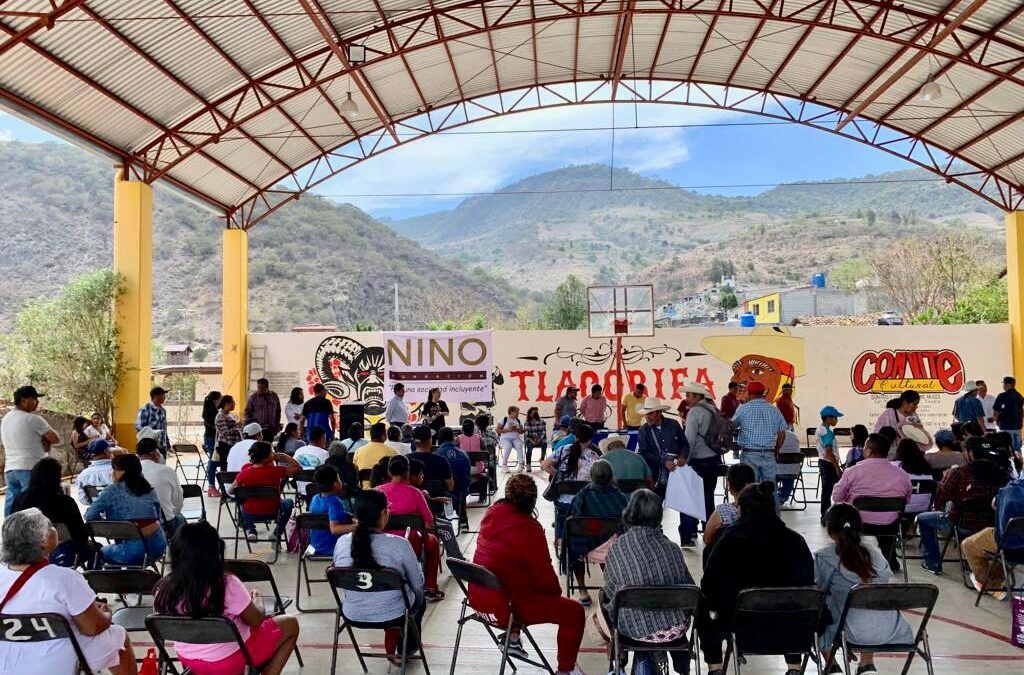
309, 465, 354, 555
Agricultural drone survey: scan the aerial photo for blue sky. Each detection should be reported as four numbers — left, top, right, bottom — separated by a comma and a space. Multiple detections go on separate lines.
0, 100, 915, 220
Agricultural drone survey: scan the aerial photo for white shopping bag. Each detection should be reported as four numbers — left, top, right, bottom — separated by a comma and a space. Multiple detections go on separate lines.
665, 465, 707, 522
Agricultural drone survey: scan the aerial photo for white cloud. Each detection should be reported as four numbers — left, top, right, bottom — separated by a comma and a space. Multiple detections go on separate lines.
0, 129, 12, 143
311, 98, 739, 214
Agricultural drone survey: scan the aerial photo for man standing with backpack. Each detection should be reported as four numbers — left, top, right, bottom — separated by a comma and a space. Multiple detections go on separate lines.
669, 382, 727, 547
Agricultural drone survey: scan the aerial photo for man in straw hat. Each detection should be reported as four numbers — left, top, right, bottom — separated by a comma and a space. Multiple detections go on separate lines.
953, 380, 986, 430
672, 382, 725, 546
731, 381, 789, 502
636, 396, 690, 544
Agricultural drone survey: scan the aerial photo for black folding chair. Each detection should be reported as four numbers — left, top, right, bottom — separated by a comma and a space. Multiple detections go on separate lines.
232, 486, 287, 563
852, 496, 908, 581
214, 470, 239, 536
446, 558, 554, 675
828, 583, 938, 675
563, 516, 621, 596
616, 478, 648, 494
327, 566, 430, 675
147, 614, 292, 675
553, 480, 588, 499
387, 513, 428, 562
0, 612, 93, 674
936, 496, 994, 586
608, 585, 701, 675
223, 558, 303, 667
294, 512, 334, 613
86, 520, 164, 572
180, 483, 207, 522
171, 443, 206, 485
776, 453, 806, 511
83, 484, 104, 503
467, 451, 492, 507
292, 469, 317, 508
716, 463, 731, 503
975, 516, 1024, 605
726, 587, 825, 675
84, 569, 161, 638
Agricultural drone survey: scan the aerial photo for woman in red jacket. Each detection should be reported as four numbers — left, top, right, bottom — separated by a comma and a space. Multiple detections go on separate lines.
470, 474, 586, 675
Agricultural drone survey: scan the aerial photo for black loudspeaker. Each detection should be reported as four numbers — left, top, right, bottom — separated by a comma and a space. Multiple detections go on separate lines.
338, 402, 366, 435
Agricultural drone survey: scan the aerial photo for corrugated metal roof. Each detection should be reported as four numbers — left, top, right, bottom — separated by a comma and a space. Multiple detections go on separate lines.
1, 0, 1023, 222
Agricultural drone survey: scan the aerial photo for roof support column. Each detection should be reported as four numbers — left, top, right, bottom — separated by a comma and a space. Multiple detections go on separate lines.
222, 229, 249, 407
112, 171, 153, 446
1006, 212, 1024, 384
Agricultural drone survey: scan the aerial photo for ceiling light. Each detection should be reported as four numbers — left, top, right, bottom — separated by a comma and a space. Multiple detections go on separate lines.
347, 44, 366, 64
340, 91, 360, 119
919, 79, 943, 102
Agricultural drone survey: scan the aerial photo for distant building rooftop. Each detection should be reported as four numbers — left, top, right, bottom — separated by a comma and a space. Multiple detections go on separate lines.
790, 313, 889, 327
164, 344, 193, 353
292, 325, 338, 332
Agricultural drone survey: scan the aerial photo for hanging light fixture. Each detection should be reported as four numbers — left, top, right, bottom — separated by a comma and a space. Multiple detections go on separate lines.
340, 90, 360, 119
918, 58, 943, 102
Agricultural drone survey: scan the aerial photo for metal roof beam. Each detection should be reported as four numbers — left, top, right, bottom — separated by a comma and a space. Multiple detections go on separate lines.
0, 0, 86, 58
723, 0, 781, 88
371, 0, 430, 111
297, 0, 399, 142
608, 0, 637, 98
835, 0, 989, 131
762, 0, 833, 91
426, 0, 467, 102
686, 0, 728, 82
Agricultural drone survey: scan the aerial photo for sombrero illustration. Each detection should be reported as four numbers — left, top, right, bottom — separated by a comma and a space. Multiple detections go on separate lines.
701, 327, 807, 378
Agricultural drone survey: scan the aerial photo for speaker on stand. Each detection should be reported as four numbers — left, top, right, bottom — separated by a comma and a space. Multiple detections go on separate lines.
338, 402, 366, 436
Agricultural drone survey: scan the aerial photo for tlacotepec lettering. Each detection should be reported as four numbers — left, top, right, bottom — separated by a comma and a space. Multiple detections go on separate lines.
851, 349, 965, 394
508, 367, 716, 402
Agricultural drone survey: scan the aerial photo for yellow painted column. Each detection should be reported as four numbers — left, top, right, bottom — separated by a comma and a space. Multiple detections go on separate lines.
222, 228, 249, 406
112, 171, 153, 445
1007, 212, 1024, 384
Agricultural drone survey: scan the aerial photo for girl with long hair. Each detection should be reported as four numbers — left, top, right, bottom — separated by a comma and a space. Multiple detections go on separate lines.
541, 423, 597, 549
201, 390, 222, 492
893, 438, 936, 514
275, 422, 303, 456
84, 454, 167, 566
816, 504, 912, 674
10, 456, 95, 567
211, 394, 240, 497
284, 387, 304, 434
845, 424, 870, 468
332, 490, 424, 662
421, 387, 449, 432
70, 416, 92, 458
154, 522, 299, 675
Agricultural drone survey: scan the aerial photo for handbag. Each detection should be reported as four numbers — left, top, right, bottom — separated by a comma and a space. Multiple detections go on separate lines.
542, 464, 565, 502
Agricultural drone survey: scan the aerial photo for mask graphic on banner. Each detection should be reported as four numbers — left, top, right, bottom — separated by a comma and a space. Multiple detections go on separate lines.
310, 336, 386, 416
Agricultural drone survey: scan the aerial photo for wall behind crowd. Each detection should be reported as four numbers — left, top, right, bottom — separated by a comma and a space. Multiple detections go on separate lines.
250, 324, 1011, 434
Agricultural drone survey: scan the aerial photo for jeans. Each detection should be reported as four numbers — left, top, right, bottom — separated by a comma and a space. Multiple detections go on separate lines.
916, 510, 971, 568
240, 498, 294, 537
678, 457, 722, 542
739, 451, 777, 502
100, 531, 168, 566
634, 651, 690, 675
525, 440, 547, 466
3, 469, 33, 516
1006, 429, 1022, 454
203, 433, 219, 487
819, 460, 839, 518
499, 437, 525, 469
163, 513, 187, 540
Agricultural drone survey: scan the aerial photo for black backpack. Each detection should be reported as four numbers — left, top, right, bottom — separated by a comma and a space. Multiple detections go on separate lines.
700, 401, 737, 454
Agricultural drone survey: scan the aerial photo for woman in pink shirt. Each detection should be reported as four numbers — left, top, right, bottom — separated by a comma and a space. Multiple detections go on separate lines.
376, 455, 444, 601
154, 522, 299, 675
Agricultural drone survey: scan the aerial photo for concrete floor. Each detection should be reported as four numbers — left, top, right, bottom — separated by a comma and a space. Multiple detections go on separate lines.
159, 463, 1021, 674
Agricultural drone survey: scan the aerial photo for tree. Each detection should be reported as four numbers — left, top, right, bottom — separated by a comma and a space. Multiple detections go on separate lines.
0, 269, 124, 417
915, 278, 1008, 325
829, 258, 873, 291
705, 258, 736, 283
192, 346, 209, 362
866, 209, 877, 226
162, 372, 199, 444
542, 274, 588, 329
719, 287, 739, 310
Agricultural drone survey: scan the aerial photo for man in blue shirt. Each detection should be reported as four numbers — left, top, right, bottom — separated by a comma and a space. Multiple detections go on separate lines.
953, 380, 987, 429
308, 465, 354, 555
732, 381, 788, 498
637, 397, 692, 545
993, 375, 1024, 462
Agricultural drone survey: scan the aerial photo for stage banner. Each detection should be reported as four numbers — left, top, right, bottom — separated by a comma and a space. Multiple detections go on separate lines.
383, 330, 493, 404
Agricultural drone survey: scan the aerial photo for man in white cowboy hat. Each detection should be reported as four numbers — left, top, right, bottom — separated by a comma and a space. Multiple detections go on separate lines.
225, 422, 265, 472
636, 396, 690, 544
671, 381, 726, 546
731, 381, 789, 500
952, 380, 986, 429
597, 433, 651, 485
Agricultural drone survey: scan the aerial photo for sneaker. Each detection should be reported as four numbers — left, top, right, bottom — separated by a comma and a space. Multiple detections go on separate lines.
970, 572, 983, 591
424, 589, 446, 602
245, 531, 259, 543
920, 561, 943, 576
504, 637, 529, 660
207, 486, 221, 498
680, 538, 697, 549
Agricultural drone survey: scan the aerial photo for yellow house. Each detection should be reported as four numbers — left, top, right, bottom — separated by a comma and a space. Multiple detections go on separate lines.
745, 292, 782, 325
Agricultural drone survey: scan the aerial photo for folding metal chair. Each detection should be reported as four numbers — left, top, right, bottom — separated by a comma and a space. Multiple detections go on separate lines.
292, 469, 317, 509
716, 463, 731, 504
232, 486, 288, 563
327, 566, 431, 675
223, 558, 303, 666
616, 478, 648, 494
294, 512, 335, 613
726, 587, 826, 675
446, 558, 554, 675
83, 484, 104, 503
84, 568, 161, 662
935, 496, 994, 586
563, 516, 621, 596
180, 483, 207, 522
776, 453, 806, 511
466, 451, 492, 507
147, 614, 292, 675
0, 612, 94, 675
553, 480, 588, 500
975, 516, 1024, 605
608, 585, 701, 675
387, 513, 428, 561
828, 583, 938, 675
214, 470, 239, 535
86, 520, 164, 572
171, 443, 206, 485
852, 496, 908, 581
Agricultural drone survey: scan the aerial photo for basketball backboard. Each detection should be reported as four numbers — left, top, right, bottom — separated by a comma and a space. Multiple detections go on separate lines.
587, 285, 655, 338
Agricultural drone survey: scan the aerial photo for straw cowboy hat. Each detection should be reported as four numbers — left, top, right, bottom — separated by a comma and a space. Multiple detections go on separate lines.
701, 326, 807, 377
960, 380, 979, 394
598, 434, 630, 453
902, 424, 932, 446
637, 397, 671, 414
679, 382, 712, 398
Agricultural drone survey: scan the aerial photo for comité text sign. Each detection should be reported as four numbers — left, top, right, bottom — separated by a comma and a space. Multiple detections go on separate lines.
851, 349, 965, 394
383, 330, 493, 404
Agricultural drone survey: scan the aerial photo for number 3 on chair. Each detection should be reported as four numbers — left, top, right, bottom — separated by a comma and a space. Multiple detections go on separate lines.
356, 572, 373, 590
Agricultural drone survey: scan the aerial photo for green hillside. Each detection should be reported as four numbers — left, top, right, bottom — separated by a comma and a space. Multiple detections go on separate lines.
0, 141, 519, 349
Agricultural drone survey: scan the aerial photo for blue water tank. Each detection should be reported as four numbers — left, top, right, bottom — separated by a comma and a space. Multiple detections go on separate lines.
811, 273, 827, 288
740, 313, 756, 328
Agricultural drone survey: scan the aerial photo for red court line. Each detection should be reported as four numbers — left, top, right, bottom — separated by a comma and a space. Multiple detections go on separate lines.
907, 608, 1013, 646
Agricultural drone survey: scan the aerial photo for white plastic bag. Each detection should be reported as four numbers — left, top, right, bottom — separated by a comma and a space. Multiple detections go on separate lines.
665, 465, 707, 522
